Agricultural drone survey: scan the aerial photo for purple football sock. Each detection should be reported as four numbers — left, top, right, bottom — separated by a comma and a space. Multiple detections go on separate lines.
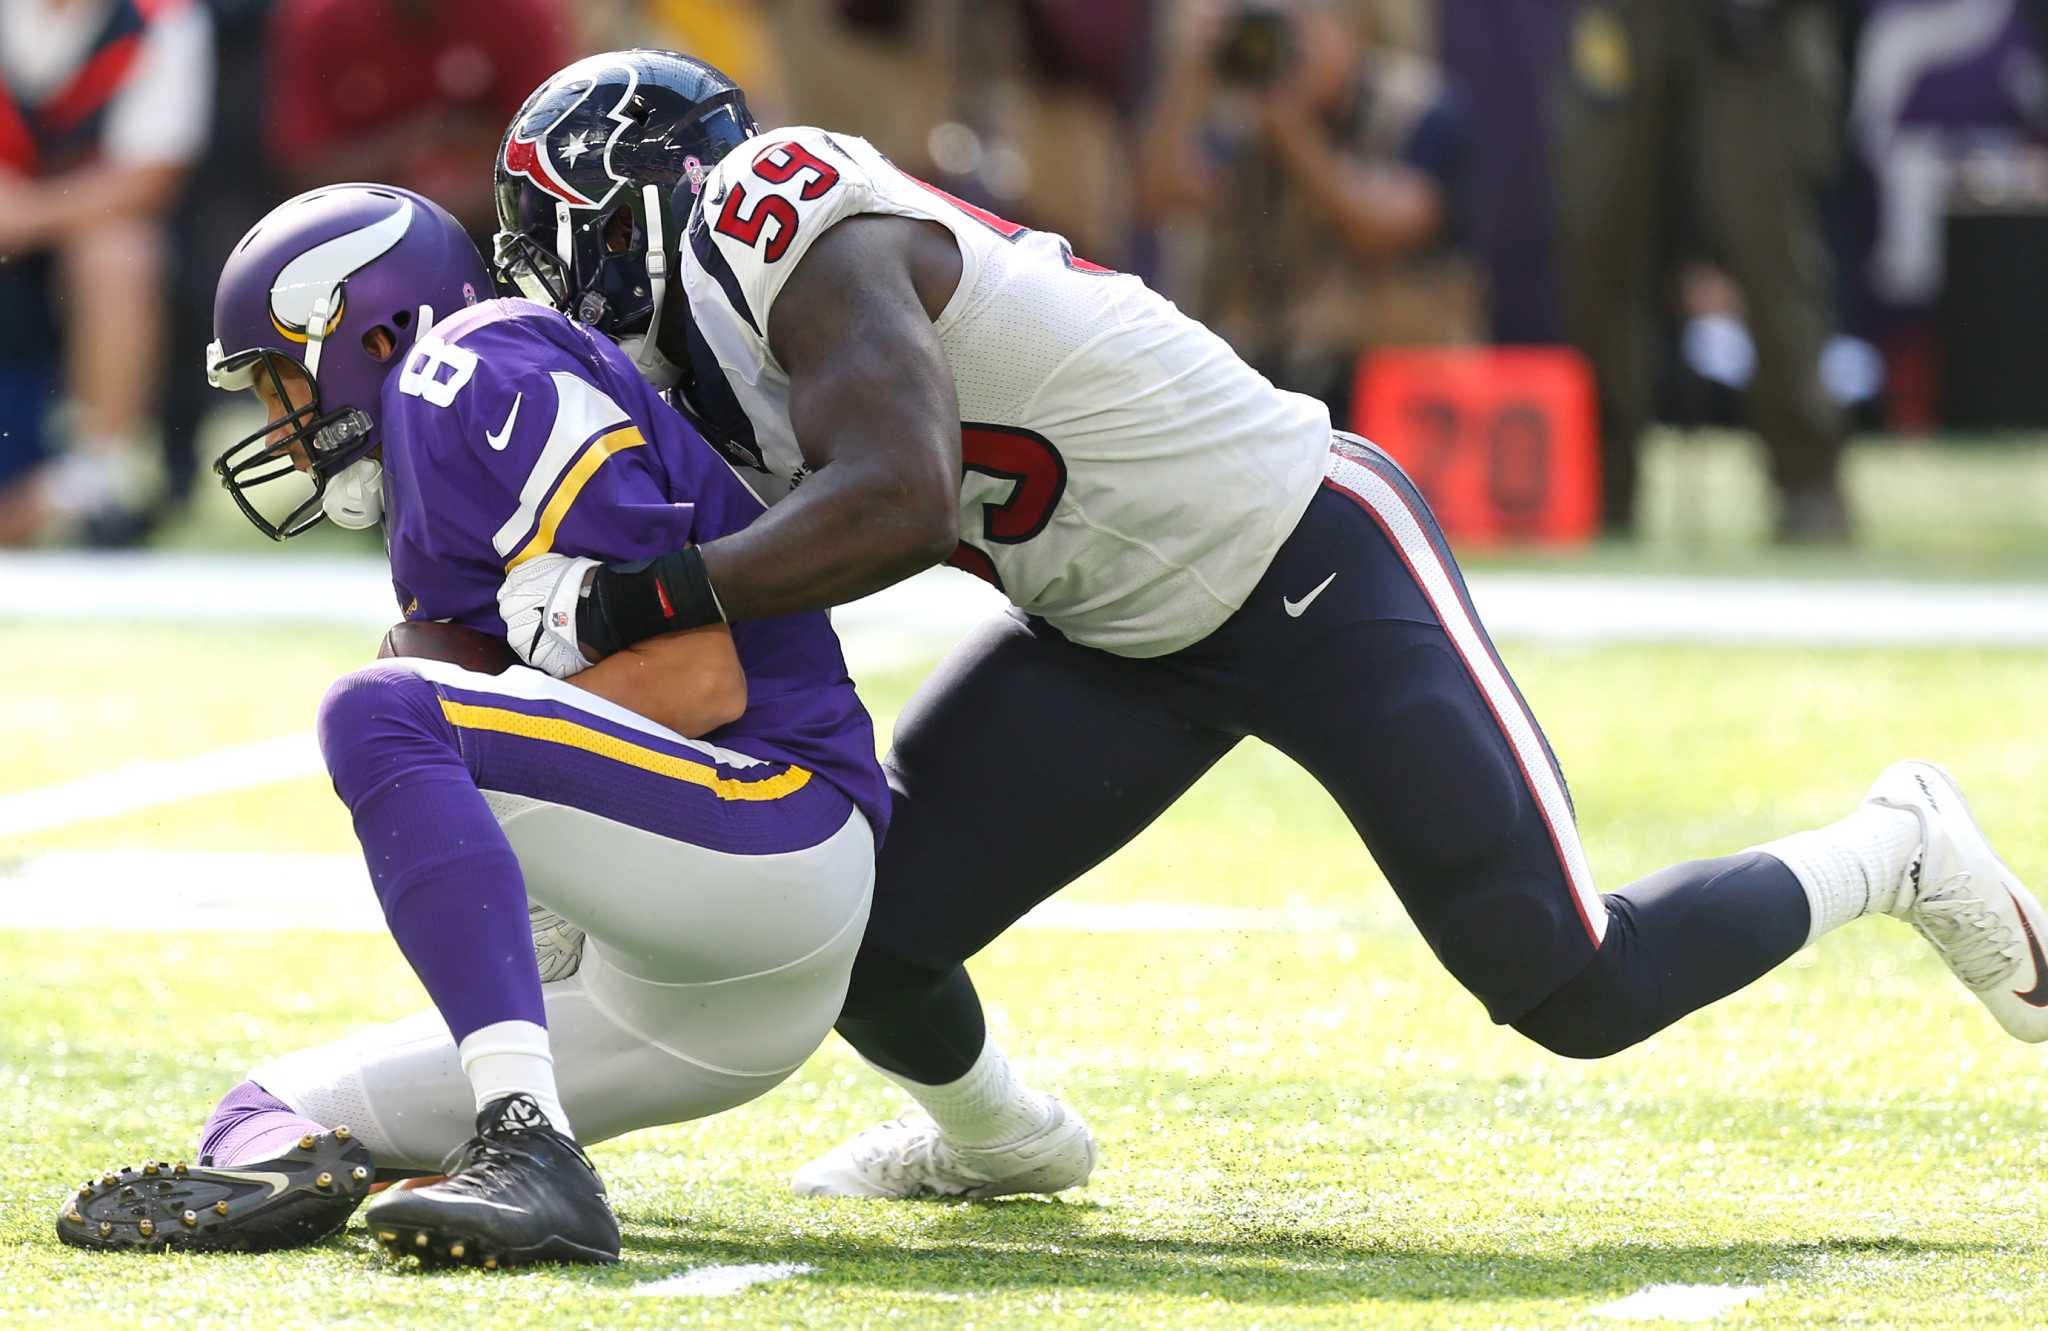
318, 665, 544, 1043
201, 1080, 327, 1166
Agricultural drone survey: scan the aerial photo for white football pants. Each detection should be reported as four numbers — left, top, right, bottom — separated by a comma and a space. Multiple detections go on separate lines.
248, 659, 875, 1171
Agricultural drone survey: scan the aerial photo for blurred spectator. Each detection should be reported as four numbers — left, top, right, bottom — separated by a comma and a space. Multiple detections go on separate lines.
638, 0, 791, 123
265, 0, 572, 236
1847, 0, 2048, 428
769, 0, 953, 174
771, 0, 1152, 268
155, 0, 275, 517
1138, 0, 1477, 423
1553, 0, 1849, 540
0, 0, 212, 547
1439, 0, 1573, 344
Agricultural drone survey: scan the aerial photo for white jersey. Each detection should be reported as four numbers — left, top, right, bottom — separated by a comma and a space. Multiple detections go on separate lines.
680, 127, 1330, 657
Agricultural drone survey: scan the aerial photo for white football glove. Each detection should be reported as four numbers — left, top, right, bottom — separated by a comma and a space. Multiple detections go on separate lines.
529, 904, 586, 983
498, 552, 600, 679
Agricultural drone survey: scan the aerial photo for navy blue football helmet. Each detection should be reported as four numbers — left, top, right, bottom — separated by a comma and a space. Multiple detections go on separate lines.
493, 49, 755, 390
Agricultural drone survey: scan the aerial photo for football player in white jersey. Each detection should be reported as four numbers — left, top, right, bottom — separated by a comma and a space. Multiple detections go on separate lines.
492, 51, 2048, 1201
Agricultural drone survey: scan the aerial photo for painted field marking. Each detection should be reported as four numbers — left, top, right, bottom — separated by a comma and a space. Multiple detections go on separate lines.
631, 1262, 817, 1297
0, 732, 323, 840
1592, 1283, 1763, 1322
0, 850, 1375, 935
9, 550, 2048, 646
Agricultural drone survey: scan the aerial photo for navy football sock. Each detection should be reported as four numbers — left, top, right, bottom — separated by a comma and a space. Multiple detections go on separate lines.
318, 667, 544, 1044
1513, 851, 1811, 1058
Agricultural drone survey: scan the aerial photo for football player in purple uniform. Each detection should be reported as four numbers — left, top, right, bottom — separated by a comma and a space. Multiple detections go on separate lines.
57, 184, 888, 1267
492, 52, 2045, 1206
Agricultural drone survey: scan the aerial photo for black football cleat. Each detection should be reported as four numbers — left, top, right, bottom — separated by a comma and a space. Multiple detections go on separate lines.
57, 1127, 374, 1253
366, 1094, 619, 1268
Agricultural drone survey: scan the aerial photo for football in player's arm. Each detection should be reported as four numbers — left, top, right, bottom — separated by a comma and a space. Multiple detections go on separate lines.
59, 183, 889, 1266
490, 50, 2048, 1207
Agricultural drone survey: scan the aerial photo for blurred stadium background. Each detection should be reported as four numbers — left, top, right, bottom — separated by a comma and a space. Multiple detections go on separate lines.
4, 1, 2048, 1327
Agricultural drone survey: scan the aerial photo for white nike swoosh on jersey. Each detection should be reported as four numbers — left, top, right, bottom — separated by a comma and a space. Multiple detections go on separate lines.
204, 1167, 293, 1199
486, 393, 523, 451
1283, 572, 1338, 618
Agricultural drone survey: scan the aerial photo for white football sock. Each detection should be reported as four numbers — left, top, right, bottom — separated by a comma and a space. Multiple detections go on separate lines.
1753, 802, 1924, 945
871, 1038, 1051, 1149
457, 1019, 573, 1138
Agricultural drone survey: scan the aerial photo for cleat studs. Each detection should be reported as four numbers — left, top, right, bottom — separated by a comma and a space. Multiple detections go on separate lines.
448, 1242, 466, 1260
65, 1210, 83, 1225
298, 1134, 317, 1152
376, 1230, 397, 1243
143, 1162, 159, 1176
214, 1201, 229, 1217
100, 1173, 116, 1187
173, 1162, 188, 1178
181, 1211, 198, 1228
137, 1219, 154, 1238
77, 1184, 92, 1198
315, 1172, 334, 1190
351, 1166, 368, 1183
98, 1221, 112, 1238
415, 1231, 430, 1249
334, 1126, 351, 1142
483, 1256, 498, 1271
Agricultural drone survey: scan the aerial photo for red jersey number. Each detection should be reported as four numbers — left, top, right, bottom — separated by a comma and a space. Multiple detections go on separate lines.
945, 424, 1067, 590
712, 141, 843, 262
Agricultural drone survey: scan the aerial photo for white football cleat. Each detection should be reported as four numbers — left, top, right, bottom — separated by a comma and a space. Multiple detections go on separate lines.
529, 904, 585, 983
791, 1099, 1096, 1200
1866, 760, 2048, 1042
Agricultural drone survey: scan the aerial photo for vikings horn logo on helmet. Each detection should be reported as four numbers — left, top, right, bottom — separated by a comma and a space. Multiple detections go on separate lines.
268, 195, 416, 343
500, 58, 644, 211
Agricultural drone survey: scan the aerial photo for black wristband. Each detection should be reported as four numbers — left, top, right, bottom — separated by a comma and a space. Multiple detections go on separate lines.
579, 546, 723, 657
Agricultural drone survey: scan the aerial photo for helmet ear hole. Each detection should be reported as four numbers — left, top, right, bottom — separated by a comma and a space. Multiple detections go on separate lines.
394, 309, 412, 328
603, 207, 634, 254
362, 326, 399, 361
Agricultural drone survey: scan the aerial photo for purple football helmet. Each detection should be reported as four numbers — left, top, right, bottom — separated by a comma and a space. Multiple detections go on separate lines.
208, 184, 490, 539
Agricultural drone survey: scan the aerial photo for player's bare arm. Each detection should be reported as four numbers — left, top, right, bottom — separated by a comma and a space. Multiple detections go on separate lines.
695, 214, 965, 621
569, 623, 746, 737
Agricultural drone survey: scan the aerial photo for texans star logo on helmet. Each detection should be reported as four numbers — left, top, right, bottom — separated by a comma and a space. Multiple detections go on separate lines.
499, 59, 646, 211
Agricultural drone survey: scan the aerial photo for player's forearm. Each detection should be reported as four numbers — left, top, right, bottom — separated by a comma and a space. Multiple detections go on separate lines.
575, 456, 956, 657
569, 625, 747, 737
698, 455, 958, 620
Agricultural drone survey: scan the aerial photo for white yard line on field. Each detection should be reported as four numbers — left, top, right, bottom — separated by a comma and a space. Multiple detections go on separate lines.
1591, 1284, 1764, 1322
0, 732, 323, 841
9, 550, 2048, 647
0, 849, 1372, 934
631, 1263, 817, 1297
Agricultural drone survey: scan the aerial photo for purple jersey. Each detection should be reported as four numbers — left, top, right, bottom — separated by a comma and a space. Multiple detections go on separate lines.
378, 298, 888, 840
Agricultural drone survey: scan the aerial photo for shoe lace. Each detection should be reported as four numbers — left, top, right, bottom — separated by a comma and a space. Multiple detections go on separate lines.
1911, 872, 2022, 989
846, 1115, 985, 1195
436, 1094, 596, 1191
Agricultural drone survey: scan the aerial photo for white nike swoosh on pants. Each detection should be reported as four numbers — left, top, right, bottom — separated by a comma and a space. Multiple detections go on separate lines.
1284, 572, 1338, 617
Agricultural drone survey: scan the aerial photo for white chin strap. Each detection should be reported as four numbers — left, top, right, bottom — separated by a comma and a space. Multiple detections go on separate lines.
627, 183, 678, 388
323, 457, 384, 529
619, 334, 683, 389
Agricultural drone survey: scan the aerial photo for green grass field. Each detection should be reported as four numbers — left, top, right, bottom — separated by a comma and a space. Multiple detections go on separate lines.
4, 619, 2048, 1328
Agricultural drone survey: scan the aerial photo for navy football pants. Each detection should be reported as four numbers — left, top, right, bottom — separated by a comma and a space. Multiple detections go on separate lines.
837, 438, 1811, 1080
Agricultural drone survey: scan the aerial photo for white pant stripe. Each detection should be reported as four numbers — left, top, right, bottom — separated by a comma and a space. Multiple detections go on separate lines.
1323, 451, 1607, 945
